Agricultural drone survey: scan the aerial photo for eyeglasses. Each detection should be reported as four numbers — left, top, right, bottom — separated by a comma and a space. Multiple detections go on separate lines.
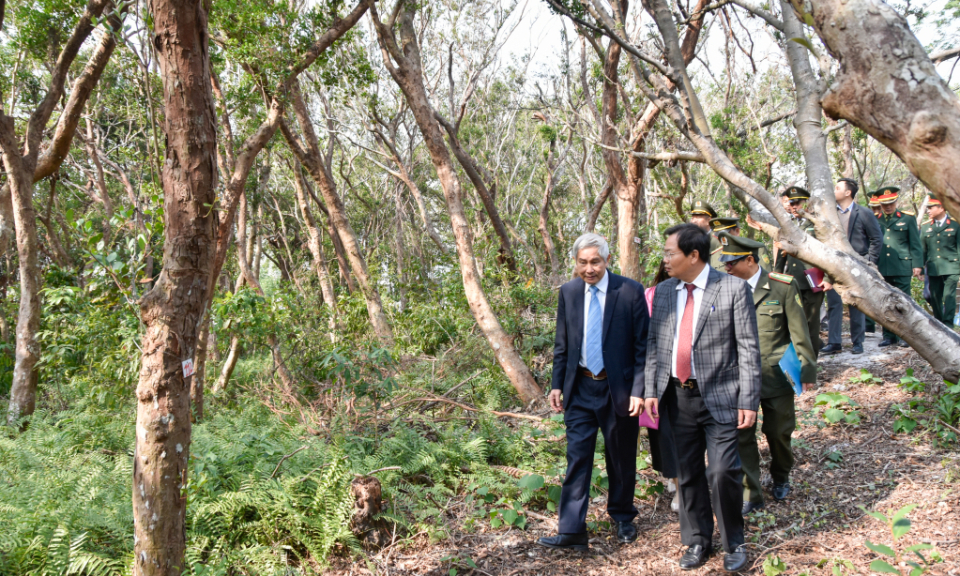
662, 251, 682, 261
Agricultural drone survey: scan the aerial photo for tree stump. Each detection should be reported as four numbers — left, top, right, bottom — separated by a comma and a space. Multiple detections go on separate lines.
350, 475, 391, 549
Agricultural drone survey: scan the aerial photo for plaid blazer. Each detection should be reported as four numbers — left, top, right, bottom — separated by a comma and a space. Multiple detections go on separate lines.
643, 266, 761, 423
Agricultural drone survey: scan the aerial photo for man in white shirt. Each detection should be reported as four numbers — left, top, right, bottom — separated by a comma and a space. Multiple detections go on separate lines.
640, 223, 761, 572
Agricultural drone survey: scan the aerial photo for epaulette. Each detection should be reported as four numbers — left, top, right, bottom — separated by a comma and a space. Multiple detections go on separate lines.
768, 272, 793, 284
711, 246, 722, 254
902, 210, 915, 216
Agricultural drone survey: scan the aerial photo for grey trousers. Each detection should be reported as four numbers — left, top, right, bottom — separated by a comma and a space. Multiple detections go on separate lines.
827, 289, 865, 347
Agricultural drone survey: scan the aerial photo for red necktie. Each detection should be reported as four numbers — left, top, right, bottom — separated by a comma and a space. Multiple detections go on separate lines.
676, 284, 696, 382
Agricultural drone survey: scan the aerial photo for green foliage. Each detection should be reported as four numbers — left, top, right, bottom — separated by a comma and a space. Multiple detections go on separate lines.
815, 393, 861, 425
849, 369, 883, 386
859, 504, 941, 576
762, 554, 788, 576
891, 369, 960, 445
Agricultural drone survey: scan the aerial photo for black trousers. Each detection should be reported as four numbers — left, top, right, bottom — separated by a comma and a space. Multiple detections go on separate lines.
827, 289, 866, 347
663, 382, 744, 553
558, 373, 639, 534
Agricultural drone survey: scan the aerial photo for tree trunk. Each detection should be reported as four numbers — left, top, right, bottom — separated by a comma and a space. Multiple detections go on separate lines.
134, 0, 218, 572
280, 87, 393, 346
213, 335, 242, 394
790, 0, 960, 220
0, 124, 42, 426
373, 3, 543, 405
292, 161, 338, 337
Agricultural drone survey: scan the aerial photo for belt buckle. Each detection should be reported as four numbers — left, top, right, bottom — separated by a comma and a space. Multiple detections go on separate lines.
680, 379, 694, 389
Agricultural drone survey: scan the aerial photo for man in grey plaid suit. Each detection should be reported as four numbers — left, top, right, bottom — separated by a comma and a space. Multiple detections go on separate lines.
637, 223, 761, 572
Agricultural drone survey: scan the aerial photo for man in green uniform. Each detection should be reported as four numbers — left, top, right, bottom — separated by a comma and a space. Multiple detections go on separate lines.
710, 216, 773, 270
773, 187, 825, 356
689, 200, 724, 271
719, 232, 817, 514
865, 195, 883, 334
870, 186, 923, 347
920, 194, 960, 328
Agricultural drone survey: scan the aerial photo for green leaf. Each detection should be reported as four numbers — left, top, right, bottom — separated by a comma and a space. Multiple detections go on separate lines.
518, 474, 545, 491
892, 504, 918, 523
824, 408, 845, 423
802, 12, 815, 26
892, 517, 911, 540
864, 540, 896, 557
859, 506, 888, 523
465, 559, 478, 569
501, 509, 519, 525
449, 569, 457, 576
869, 559, 902, 574
789, 36, 819, 57
903, 543, 933, 553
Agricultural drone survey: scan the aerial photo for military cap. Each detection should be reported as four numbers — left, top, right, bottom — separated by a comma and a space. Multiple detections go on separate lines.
868, 195, 881, 207
709, 217, 739, 232
781, 186, 810, 201
870, 186, 900, 204
689, 200, 718, 218
927, 193, 942, 207
717, 230, 765, 263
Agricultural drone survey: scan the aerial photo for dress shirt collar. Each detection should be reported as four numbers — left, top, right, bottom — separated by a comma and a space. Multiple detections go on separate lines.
747, 267, 763, 291
585, 270, 610, 294
676, 262, 711, 291
837, 202, 853, 214
936, 216, 948, 227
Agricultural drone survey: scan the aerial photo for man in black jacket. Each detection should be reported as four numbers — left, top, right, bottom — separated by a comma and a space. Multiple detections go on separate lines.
537, 233, 649, 551
822, 178, 882, 355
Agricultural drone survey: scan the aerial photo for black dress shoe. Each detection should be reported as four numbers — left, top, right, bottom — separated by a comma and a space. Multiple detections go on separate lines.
742, 500, 764, 515
820, 343, 842, 354
679, 544, 712, 570
852, 345, 864, 354
772, 482, 791, 501
536, 533, 589, 551
878, 338, 897, 347
617, 521, 638, 543
724, 544, 748, 572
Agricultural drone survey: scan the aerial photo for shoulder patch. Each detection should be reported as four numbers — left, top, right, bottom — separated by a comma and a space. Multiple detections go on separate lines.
795, 293, 803, 307
769, 272, 793, 284
902, 210, 915, 216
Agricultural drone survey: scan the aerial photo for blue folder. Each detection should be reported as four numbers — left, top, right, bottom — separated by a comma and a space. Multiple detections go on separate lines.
779, 343, 803, 396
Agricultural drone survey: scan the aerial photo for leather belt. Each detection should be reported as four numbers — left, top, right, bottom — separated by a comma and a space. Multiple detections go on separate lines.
579, 367, 607, 380
669, 376, 698, 389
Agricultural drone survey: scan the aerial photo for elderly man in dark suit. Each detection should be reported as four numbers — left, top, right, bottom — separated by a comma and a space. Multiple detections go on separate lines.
537, 233, 649, 552
639, 223, 761, 572
822, 178, 882, 355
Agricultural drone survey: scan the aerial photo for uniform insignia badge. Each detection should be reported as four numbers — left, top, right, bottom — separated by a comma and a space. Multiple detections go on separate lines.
795, 294, 802, 307
769, 272, 793, 284
721, 236, 728, 245
896, 222, 906, 226
763, 300, 780, 305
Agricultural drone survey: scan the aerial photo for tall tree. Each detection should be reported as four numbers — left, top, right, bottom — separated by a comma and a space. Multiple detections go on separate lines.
372, 2, 543, 405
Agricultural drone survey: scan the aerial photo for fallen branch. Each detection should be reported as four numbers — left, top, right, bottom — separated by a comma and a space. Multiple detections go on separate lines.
392, 395, 545, 422
271, 445, 308, 478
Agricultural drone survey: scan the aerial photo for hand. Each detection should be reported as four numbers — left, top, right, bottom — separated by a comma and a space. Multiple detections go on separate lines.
820, 280, 833, 291
643, 398, 659, 419
548, 389, 563, 413
802, 382, 816, 392
629, 396, 643, 417
773, 241, 782, 250
913, 267, 923, 279
746, 214, 761, 231
737, 409, 757, 429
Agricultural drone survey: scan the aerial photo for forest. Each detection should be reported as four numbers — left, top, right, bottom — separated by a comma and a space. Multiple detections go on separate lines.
1, 0, 959, 573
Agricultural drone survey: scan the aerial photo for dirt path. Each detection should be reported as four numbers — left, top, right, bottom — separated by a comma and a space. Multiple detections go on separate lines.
330, 348, 960, 575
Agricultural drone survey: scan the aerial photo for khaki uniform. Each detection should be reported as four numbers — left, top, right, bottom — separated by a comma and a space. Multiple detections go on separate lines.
739, 270, 817, 504
774, 217, 824, 355
921, 216, 960, 327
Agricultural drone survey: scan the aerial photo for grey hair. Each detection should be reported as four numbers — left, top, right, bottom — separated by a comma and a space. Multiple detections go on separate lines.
571, 233, 610, 259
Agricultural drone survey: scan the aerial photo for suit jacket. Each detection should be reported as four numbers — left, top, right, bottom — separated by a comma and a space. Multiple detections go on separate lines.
550, 272, 649, 417
643, 267, 762, 423
845, 203, 882, 263
878, 211, 923, 276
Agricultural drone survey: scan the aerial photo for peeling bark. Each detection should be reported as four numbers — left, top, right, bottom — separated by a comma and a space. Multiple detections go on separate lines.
790, 0, 960, 220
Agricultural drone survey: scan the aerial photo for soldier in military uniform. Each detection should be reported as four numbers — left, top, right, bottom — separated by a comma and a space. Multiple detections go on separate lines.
689, 200, 725, 271
773, 187, 825, 356
870, 186, 923, 347
865, 195, 883, 334
709, 216, 773, 270
718, 232, 817, 514
920, 194, 960, 328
